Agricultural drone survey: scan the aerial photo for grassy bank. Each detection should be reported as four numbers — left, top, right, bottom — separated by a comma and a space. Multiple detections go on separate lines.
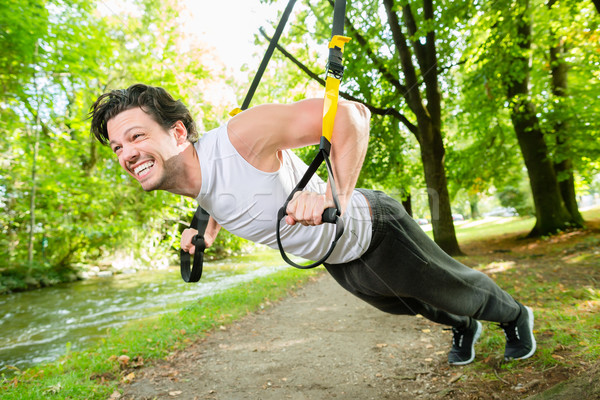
0, 263, 80, 295
446, 206, 600, 398
1, 267, 321, 399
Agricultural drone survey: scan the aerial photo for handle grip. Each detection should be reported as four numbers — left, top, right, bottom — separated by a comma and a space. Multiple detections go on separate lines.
322, 207, 339, 224
180, 207, 210, 283
282, 201, 339, 225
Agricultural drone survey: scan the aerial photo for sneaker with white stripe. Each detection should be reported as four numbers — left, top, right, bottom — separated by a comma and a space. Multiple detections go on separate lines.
448, 320, 483, 365
500, 303, 536, 361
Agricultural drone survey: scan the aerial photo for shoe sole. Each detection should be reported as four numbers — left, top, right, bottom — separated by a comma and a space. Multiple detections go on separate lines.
449, 321, 482, 366
506, 305, 537, 361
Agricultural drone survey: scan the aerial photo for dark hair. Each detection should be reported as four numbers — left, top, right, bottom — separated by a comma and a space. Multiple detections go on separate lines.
89, 83, 198, 145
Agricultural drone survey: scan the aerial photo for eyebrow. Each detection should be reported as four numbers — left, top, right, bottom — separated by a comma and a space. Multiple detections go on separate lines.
108, 126, 144, 147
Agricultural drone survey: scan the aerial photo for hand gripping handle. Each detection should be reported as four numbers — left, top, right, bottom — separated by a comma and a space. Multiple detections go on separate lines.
180, 207, 209, 282
275, 203, 344, 269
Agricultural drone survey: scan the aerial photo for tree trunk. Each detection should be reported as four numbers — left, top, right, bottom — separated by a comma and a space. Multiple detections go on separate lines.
28, 56, 41, 265
401, 192, 413, 218
549, 32, 584, 226
469, 194, 480, 219
507, 0, 575, 237
28, 123, 39, 265
420, 123, 461, 254
509, 100, 572, 235
383, 0, 462, 255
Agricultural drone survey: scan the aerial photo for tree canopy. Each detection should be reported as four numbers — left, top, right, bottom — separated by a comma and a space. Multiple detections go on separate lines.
1, 0, 599, 291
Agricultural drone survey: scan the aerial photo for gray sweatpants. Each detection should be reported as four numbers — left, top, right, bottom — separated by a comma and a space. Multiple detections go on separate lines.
325, 189, 520, 329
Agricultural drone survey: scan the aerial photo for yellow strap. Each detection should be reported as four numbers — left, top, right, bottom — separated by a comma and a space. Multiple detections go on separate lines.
328, 35, 351, 51
322, 76, 341, 142
229, 107, 243, 117
322, 35, 351, 142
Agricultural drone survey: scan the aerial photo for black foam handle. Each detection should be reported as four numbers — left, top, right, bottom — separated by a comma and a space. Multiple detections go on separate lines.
322, 207, 339, 224
281, 201, 339, 225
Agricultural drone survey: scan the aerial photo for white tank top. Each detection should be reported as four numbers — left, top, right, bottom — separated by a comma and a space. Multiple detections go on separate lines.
195, 124, 372, 264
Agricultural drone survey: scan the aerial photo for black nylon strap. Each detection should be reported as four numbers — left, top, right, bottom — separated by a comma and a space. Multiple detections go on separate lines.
180, 0, 298, 283
331, 0, 346, 37
241, 0, 297, 110
275, 146, 344, 269
180, 207, 210, 282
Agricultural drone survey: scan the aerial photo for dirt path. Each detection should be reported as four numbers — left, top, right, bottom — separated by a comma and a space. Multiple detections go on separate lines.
117, 219, 600, 400
120, 273, 461, 400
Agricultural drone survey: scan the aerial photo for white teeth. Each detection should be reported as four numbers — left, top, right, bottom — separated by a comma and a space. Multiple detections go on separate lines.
134, 161, 154, 175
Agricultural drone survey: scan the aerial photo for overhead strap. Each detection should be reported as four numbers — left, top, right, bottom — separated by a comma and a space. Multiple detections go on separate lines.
230, 0, 298, 116
180, 0, 298, 282
275, 0, 350, 269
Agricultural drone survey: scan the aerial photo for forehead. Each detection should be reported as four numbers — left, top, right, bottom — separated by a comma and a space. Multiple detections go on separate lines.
107, 107, 157, 141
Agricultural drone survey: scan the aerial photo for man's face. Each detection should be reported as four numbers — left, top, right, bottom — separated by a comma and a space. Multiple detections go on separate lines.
107, 107, 185, 192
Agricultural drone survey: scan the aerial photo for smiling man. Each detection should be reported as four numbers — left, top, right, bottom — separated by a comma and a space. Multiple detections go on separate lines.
89, 83, 536, 366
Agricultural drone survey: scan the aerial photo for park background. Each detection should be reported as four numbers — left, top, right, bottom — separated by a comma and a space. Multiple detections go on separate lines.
1, 0, 599, 290
1, 0, 600, 398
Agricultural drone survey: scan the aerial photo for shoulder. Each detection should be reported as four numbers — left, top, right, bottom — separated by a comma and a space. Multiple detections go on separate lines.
225, 100, 324, 172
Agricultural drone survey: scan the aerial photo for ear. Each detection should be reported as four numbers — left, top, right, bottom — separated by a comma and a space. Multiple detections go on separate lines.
172, 120, 188, 145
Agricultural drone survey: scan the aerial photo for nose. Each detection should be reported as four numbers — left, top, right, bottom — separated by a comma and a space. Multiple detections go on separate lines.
120, 143, 140, 164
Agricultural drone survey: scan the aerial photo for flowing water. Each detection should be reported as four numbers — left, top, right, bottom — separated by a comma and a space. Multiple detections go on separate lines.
0, 250, 288, 375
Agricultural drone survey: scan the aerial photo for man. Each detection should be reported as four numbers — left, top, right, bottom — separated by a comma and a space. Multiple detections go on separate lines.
90, 83, 536, 365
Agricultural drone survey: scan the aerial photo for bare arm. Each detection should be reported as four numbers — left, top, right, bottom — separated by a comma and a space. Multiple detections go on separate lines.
227, 98, 371, 224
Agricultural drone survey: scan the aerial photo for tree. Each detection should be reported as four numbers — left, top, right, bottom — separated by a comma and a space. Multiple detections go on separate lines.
459, 0, 600, 236
261, 0, 471, 254
0, 0, 234, 289
547, 0, 584, 226
505, 0, 576, 235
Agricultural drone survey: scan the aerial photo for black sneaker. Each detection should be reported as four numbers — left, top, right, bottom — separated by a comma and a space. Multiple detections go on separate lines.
448, 320, 482, 365
500, 304, 536, 361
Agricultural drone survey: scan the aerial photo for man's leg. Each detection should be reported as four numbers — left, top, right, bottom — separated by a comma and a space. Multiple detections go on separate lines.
327, 189, 536, 363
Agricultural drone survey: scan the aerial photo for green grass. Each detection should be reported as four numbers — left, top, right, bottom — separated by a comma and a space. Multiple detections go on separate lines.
451, 205, 600, 383
455, 217, 535, 243
455, 205, 600, 244
1, 267, 321, 399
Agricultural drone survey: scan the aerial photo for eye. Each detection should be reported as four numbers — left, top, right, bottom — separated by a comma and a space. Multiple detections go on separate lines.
112, 145, 122, 154
133, 133, 144, 140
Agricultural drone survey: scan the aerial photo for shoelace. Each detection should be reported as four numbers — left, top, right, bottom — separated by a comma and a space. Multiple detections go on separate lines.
451, 327, 466, 347
500, 323, 521, 342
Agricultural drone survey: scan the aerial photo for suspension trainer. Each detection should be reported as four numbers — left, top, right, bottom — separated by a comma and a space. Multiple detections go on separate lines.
275, 0, 350, 269
180, 0, 298, 282
180, 0, 350, 281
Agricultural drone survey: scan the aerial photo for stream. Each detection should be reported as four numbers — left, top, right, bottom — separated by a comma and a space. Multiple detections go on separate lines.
0, 250, 287, 376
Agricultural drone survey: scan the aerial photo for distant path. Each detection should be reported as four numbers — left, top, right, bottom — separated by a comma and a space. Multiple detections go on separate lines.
120, 273, 456, 400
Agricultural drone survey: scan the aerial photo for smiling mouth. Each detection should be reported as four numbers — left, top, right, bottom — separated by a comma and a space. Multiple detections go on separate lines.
133, 161, 155, 178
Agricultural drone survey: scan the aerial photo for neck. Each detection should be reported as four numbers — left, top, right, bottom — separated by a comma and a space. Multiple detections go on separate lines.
164, 142, 202, 198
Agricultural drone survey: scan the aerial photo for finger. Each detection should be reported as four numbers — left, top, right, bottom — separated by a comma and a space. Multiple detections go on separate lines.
312, 195, 325, 224
286, 191, 301, 215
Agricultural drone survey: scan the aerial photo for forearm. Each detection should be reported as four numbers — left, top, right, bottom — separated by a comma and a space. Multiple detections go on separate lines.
205, 217, 221, 247
328, 101, 371, 213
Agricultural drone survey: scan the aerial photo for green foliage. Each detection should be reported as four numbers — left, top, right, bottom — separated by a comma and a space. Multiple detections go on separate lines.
497, 185, 535, 216
454, 0, 600, 197
0, 0, 236, 291
2, 0, 599, 289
